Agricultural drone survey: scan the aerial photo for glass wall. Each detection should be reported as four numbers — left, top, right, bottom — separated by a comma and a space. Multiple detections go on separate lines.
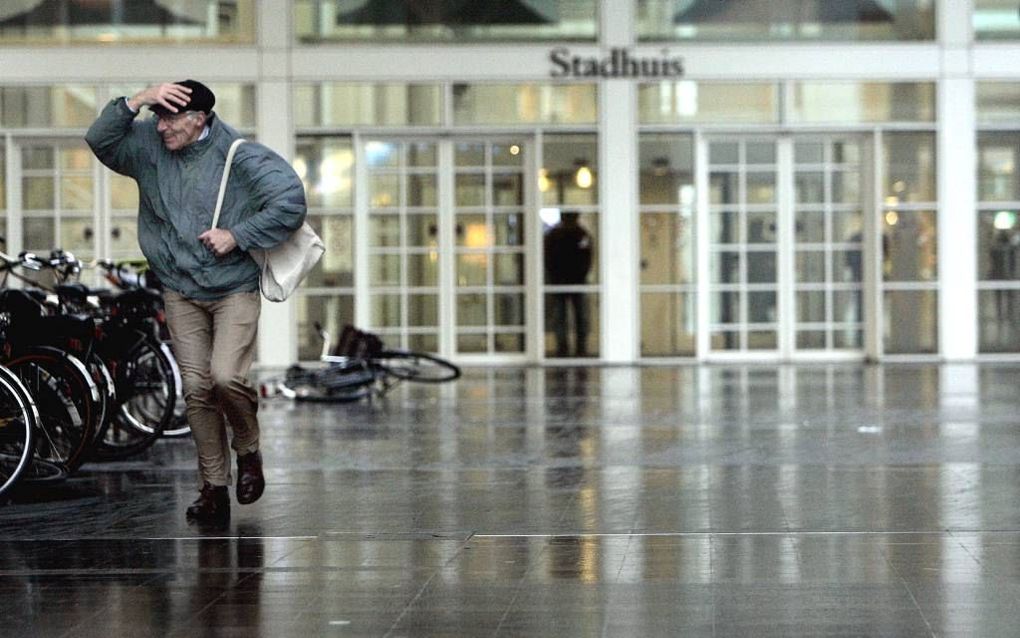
790, 83, 936, 124
294, 137, 356, 360
1, 86, 97, 128
639, 82, 778, 125
453, 84, 597, 126
0, 1, 255, 44
639, 134, 695, 356
295, 0, 598, 42
975, 0, 1020, 40
977, 83, 1020, 353
294, 84, 442, 128
637, 0, 935, 41
542, 134, 599, 359
882, 132, 938, 354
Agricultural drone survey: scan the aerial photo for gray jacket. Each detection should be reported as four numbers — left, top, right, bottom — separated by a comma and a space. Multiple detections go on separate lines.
85, 98, 307, 300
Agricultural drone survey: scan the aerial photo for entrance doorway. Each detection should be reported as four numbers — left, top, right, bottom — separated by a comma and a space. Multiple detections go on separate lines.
360, 137, 532, 360
698, 135, 872, 359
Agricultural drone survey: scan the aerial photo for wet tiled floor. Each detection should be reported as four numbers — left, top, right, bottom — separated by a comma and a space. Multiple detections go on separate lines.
3, 364, 1020, 636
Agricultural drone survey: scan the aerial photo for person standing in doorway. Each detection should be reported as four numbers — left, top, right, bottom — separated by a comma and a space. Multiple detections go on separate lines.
85, 80, 307, 522
544, 211, 594, 357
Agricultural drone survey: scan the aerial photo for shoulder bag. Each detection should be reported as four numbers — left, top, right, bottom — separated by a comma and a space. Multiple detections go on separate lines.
212, 138, 324, 302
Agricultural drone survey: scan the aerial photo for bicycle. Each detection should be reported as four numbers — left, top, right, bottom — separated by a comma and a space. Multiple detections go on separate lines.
265, 324, 460, 403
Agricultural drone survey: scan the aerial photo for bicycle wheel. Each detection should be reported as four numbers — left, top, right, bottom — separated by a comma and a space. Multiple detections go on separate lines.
0, 365, 38, 499
86, 353, 116, 446
372, 350, 461, 383
93, 335, 175, 461
7, 347, 96, 474
278, 364, 375, 403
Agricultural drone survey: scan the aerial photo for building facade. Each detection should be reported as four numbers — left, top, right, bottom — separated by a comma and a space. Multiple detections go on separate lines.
0, 0, 1017, 366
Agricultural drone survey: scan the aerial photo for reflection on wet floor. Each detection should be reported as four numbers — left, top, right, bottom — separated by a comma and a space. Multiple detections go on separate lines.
2, 364, 1020, 636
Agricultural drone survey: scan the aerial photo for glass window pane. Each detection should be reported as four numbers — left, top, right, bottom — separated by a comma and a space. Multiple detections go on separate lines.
1, 86, 96, 128
22, 177, 53, 210
61, 176, 92, 210
746, 211, 777, 243
541, 135, 598, 206
638, 0, 934, 41
883, 133, 936, 203
492, 143, 525, 167
59, 217, 94, 256
495, 333, 525, 353
456, 174, 486, 207
408, 175, 437, 207
797, 291, 827, 323
455, 143, 486, 166
748, 292, 777, 323
641, 292, 695, 356
711, 211, 740, 244
407, 214, 438, 248
883, 210, 937, 282
978, 132, 1020, 201
494, 213, 525, 246
294, 84, 441, 127
640, 134, 694, 206
709, 173, 739, 205
884, 290, 938, 354
638, 82, 778, 124
295, 138, 354, 209
494, 253, 524, 286
796, 210, 826, 243
296, 0, 598, 42
408, 294, 438, 327
369, 214, 401, 247
109, 217, 139, 255
457, 254, 488, 286
978, 211, 1020, 281
712, 291, 741, 324
791, 83, 935, 123
796, 172, 825, 204
307, 215, 355, 287
458, 334, 488, 353
494, 294, 525, 326
298, 294, 355, 361
641, 213, 693, 285
408, 253, 438, 286
369, 174, 400, 209
23, 217, 54, 251
110, 174, 139, 210
454, 84, 597, 125
456, 214, 488, 248
975, 1, 1020, 40
796, 251, 826, 283
979, 290, 1020, 352
369, 254, 401, 286
371, 294, 401, 328
747, 252, 777, 284
457, 293, 487, 326
0, 1, 254, 44
493, 173, 524, 207
746, 172, 776, 204
977, 83, 1020, 124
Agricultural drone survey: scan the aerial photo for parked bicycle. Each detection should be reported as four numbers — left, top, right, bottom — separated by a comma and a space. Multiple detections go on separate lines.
264, 324, 460, 403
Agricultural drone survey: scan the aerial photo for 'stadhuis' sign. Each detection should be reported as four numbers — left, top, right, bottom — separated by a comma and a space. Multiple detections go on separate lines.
549, 47, 685, 79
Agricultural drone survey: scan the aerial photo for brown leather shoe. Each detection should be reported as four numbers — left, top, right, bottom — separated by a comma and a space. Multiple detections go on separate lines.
236, 450, 265, 505
186, 482, 229, 521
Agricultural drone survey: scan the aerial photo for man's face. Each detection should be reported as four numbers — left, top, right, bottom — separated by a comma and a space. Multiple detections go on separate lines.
155, 111, 206, 151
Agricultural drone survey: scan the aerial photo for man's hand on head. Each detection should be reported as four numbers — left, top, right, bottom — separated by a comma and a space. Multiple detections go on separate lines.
127, 83, 192, 113
198, 229, 237, 257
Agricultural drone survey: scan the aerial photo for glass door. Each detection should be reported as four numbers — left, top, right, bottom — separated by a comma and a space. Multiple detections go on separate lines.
13, 139, 101, 280
699, 135, 870, 359
361, 137, 532, 359
703, 138, 783, 355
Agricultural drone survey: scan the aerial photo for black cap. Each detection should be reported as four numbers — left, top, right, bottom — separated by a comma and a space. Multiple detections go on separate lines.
149, 79, 215, 116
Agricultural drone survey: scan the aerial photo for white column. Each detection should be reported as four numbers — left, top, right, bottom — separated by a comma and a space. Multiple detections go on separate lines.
937, 0, 977, 360
598, 0, 638, 362
255, 1, 296, 368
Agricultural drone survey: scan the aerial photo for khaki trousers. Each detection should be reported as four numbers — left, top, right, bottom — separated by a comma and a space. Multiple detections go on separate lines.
164, 290, 261, 487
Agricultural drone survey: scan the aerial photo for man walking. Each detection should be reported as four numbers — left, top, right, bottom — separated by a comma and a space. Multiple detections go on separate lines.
86, 80, 307, 521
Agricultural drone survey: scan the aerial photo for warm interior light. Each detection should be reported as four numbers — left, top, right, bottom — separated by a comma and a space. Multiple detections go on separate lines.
538, 168, 551, 193
464, 223, 492, 249
884, 211, 899, 226
575, 165, 593, 189
510, 145, 520, 156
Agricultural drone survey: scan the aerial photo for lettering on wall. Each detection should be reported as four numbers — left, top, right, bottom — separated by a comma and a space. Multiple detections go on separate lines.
549, 47, 685, 79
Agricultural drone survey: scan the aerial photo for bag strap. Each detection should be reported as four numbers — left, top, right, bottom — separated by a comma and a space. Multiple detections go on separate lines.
211, 138, 246, 229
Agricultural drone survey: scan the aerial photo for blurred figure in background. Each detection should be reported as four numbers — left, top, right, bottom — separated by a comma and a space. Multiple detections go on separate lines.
544, 211, 593, 357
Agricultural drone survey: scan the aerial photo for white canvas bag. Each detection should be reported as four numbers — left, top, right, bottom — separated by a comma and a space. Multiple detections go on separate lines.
211, 139, 324, 302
